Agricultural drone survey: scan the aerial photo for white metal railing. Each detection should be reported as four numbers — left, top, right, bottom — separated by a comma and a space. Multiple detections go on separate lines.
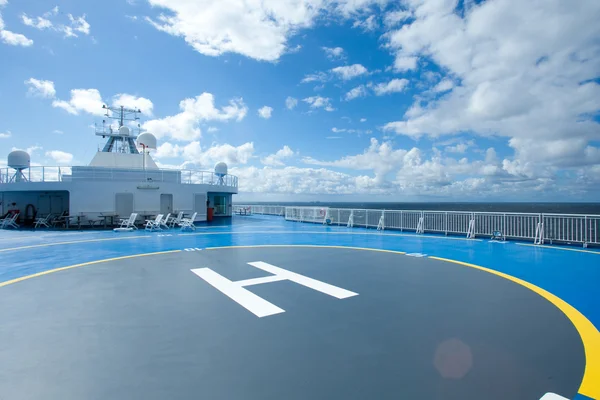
233, 205, 285, 216
0, 166, 238, 188
268, 206, 600, 247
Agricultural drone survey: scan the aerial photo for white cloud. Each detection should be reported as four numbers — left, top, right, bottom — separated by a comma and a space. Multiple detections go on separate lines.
392, 56, 418, 72
382, 0, 600, 174
360, 118, 367, 122
46, 150, 73, 164
145, 0, 389, 62
232, 165, 377, 195
330, 64, 368, 80
143, 93, 247, 141
207, 126, 219, 133
301, 71, 328, 83
25, 78, 56, 98
52, 88, 104, 116
383, 10, 411, 27
303, 138, 408, 183
112, 93, 154, 116
258, 105, 273, 119
53, 130, 63, 135
0, 29, 33, 46
433, 79, 454, 93
19, 7, 89, 38
445, 140, 475, 154
261, 145, 294, 166
67, 14, 90, 35
181, 141, 254, 167
372, 78, 409, 95
345, 85, 368, 101
154, 142, 182, 159
352, 14, 377, 31
326, 136, 342, 139
322, 46, 345, 60
303, 96, 334, 112
285, 96, 298, 110
1, 3, 33, 46
12, 145, 43, 156
21, 14, 53, 29
0, 130, 11, 139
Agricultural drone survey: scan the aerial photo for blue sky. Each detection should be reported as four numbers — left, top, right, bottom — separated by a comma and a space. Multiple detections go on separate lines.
1, 0, 599, 201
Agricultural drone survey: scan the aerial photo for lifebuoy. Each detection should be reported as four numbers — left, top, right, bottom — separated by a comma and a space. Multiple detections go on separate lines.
319, 208, 325, 217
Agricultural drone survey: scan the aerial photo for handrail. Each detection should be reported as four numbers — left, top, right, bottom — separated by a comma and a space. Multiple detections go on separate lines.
0, 166, 238, 188
234, 205, 600, 247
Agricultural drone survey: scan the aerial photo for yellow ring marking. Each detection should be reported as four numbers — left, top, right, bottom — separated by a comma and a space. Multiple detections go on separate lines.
516, 243, 600, 255
0, 250, 181, 288
430, 256, 600, 399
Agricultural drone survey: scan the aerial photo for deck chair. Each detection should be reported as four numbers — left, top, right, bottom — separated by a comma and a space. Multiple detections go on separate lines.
179, 212, 197, 231
145, 214, 163, 231
159, 213, 171, 230
169, 212, 184, 228
491, 230, 505, 241
118, 213, 138, 229
34, 214, 53, 229
1, 213, 20, 229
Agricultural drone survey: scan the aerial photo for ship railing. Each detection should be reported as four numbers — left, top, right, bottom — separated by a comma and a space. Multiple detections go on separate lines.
0, 166, 238, 188
232, 205, 285, 216
235, 206, 600, 247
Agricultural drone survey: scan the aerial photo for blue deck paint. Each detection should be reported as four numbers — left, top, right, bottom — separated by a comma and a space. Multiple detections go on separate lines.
1, 214, 599, 331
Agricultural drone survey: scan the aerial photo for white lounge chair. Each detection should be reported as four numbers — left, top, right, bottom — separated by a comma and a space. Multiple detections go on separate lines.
159, 213, 171, 230
169, 212, 184, 228
145, 214, 164, 231
34, 214, 53, 228
1, 213, 20, 229
118, 213, 138, 229
179, 212, 197, 231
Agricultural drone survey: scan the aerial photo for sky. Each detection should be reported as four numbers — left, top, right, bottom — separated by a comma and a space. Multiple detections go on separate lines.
0, 0, 599, 202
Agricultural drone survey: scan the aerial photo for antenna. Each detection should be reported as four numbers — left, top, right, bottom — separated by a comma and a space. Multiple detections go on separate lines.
95, 104, 143, 154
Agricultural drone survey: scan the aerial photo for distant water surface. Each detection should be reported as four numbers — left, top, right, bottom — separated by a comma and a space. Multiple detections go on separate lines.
239, 202, 600, 214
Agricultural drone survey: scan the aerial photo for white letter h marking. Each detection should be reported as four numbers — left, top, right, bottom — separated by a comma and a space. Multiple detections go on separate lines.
191, 261, 358, 318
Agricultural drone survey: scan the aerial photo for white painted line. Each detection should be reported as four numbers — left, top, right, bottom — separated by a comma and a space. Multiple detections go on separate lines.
236, 275, 287, 287
406, 253, 427, 257
247, 261, 358, 299
191, 268, 285, 318
539, 393, 569, 400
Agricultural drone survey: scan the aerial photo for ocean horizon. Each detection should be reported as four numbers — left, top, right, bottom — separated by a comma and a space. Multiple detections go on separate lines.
236, 202, 600, 214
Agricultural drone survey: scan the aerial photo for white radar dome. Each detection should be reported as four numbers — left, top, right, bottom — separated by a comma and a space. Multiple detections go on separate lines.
137, 132, 157, 149
7, 150, 30, 170
214, 162, 228, 176
119, 126, 130, 136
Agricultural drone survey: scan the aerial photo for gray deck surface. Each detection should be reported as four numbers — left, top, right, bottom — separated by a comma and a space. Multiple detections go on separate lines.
0, 247, 584, 400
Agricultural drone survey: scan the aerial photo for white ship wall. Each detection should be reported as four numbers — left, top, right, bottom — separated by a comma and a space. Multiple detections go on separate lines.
0, 180, 235, 222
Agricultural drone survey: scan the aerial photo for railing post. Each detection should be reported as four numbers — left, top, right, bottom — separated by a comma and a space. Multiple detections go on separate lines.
584, 216, 588, 248
445, 212, 448, 236
400, 211, 403, 231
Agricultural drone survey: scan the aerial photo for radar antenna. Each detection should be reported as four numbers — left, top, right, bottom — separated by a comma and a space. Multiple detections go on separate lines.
95, 105, 142, 154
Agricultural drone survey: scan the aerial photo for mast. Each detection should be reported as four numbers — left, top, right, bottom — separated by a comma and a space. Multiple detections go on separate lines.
95, 105, 142, 154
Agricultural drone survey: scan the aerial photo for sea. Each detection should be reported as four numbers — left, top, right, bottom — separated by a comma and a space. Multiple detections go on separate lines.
240, 202, 600, 214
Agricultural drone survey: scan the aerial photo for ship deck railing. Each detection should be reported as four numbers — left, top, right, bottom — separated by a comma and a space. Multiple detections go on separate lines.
0, 166, 238, 188
233, 205, 600, 248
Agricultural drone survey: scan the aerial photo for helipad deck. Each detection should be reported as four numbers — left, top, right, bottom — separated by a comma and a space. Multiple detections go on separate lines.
0, 215, 598, 400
